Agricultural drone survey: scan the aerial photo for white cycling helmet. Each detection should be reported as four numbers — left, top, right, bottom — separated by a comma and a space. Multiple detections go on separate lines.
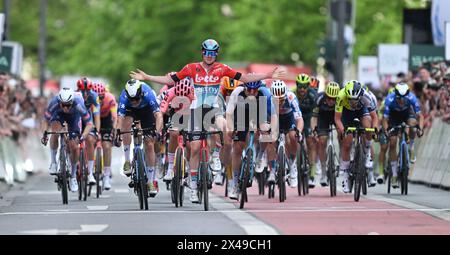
271, 80, 287, 99
58, 87, 75, 104
125, 79, 143, 100
394, 82, 410, 97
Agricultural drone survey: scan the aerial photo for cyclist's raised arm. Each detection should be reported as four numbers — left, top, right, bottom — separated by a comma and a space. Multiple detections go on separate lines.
130, 69, 175, 85
238, 66, 285, 83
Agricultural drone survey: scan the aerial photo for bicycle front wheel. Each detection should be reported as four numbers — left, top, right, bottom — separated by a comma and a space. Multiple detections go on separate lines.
278, 147, 286, 203
95, 147, 102, 198
201, 150, 209, 211
354, 144, 364, 202
136, 149, 148, 210
240, 150, 253, 209
401, 143, 409, 195
59, 148, 69, 204
327, 146, 336, 197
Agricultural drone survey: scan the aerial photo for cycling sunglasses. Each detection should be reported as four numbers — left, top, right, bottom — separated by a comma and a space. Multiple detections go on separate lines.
297, 83, 309, 89
202, 50, 218, 57
61, 103, 73, 109
246, 88, 259, 94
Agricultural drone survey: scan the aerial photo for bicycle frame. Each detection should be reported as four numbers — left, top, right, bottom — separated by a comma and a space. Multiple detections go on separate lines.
239, 131, 256, 183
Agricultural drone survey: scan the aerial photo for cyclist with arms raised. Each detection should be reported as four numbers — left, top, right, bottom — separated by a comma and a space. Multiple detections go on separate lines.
129, 39, 285, 203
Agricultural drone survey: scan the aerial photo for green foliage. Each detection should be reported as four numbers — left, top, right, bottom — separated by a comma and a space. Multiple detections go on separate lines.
1, 0, 427, 91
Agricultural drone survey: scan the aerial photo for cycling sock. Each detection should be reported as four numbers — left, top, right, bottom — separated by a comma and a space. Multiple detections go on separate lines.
409, 140, 415, 151
390, 161, 398, 177
212, 148, 220, 157
50, 149, 57, 163
365, 140, 372, 157
168, 153, 175, 173
104, 167, 111, 177
289, 154, 296, 162
88, 160, 94, 175
71, 162, 77, 178
378, 164, 384, 176
124, 145, 130, 162
190, 169, 198, 189
146, 167, 155, 182
339, 160, 350, 173
310, 162, 316, 177
269, 160, 276, 174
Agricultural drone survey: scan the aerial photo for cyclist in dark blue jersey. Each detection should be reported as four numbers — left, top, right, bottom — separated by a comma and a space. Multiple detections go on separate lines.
41, 87, 93, 192
115, 79, 163, 196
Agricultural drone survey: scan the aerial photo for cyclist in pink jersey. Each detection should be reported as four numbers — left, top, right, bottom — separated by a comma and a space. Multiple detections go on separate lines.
95, 83, 117, 190
130, 39, 285, 203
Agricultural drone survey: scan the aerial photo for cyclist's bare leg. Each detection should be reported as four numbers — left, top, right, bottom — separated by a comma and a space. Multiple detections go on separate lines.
68, 138, 79, 177
49, 121, 63, 153
286, 130, 298, 162
121, 117, 133, 162
388, 135, 398, 176
189, 140, 201, 188
222, 132, 234, 179
144, 137, 156, 180
407, 118, 417, 149
306, 136, 317, 176
86, 135, 96, 175
102, 140, 112, 176
232, 141, 245, 181
317, 135, 328, 169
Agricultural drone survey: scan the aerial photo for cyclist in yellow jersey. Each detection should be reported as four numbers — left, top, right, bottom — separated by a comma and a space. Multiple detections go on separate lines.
335, 80, 379, 193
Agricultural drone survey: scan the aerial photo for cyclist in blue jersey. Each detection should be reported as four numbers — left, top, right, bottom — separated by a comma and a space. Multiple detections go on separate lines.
41, 87, 93, 192
382, 83, 423, 188
76, 77, 101, 185
225, 80, 277, 199
270, 80, 304, 188
115, 79, 163, 196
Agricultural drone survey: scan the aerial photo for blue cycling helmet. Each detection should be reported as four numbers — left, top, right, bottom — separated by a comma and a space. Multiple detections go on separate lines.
244, 81, 262, 89
201, 39, 220, 51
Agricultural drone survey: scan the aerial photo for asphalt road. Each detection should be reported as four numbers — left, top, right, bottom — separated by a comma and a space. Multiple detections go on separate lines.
1, 148, 450, 235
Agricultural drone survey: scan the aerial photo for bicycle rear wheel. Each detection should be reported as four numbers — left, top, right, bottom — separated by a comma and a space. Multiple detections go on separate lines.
95, 147, 102, 198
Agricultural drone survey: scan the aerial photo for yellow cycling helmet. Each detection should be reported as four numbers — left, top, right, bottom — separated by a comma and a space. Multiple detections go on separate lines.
296, 73, 310, 87
388, 87, 395, 94
221, 76, 242, 91
325, 81, 340, 98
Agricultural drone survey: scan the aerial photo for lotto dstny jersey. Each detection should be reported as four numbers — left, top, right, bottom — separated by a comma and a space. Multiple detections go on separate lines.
44, 94, 91, 123
118, 83, 160, 116
335, 89, 376, 113
171, 62, 241, 109
383, 92, 421, 118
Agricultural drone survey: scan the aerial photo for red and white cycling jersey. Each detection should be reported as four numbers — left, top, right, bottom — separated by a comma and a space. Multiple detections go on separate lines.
171, 62, 241, 109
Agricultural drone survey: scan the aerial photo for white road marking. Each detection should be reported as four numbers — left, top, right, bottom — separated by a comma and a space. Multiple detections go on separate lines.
367, 194, 450, 222
208, 194, 279, 235
20, 224, 109, 235
368, 232, 380, 235
87, 206, 108, 210
113, 189, 129, 194
28, 190, 60, 195
3, 207, 450, 216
